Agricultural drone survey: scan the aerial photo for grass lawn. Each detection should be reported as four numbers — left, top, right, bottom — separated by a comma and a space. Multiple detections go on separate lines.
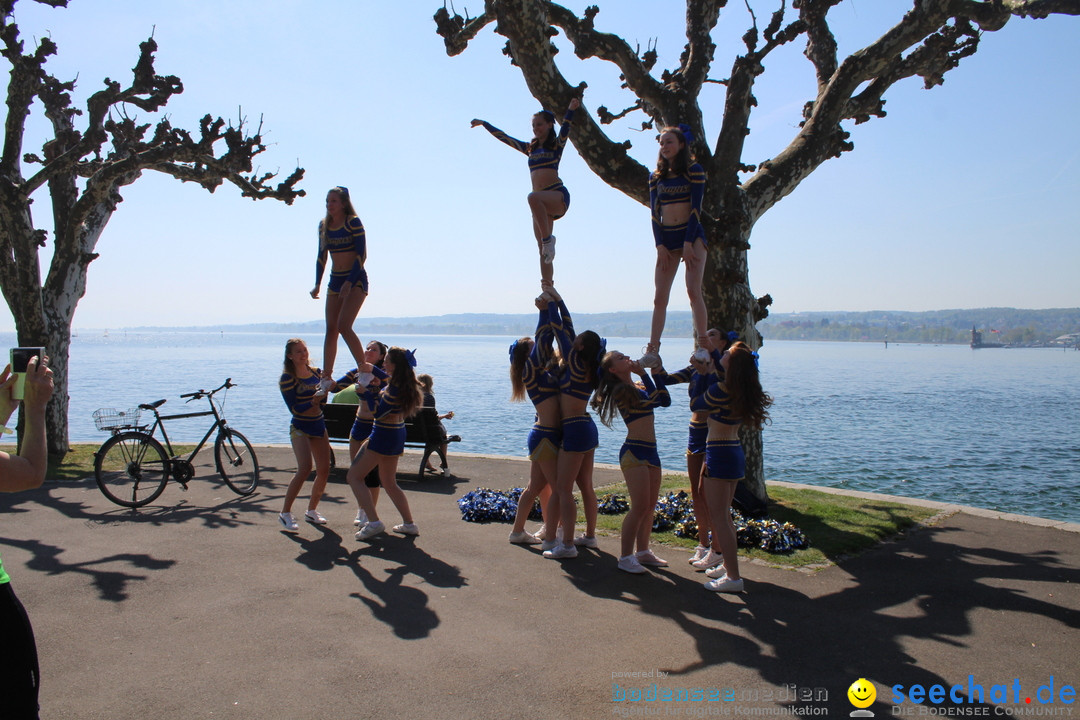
587, 473, 941, 569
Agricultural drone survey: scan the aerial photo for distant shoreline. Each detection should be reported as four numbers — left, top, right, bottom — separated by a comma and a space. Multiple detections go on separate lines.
45, 306, 1078, 347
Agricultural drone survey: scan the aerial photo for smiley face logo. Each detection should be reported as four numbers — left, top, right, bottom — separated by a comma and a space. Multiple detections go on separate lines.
848, 678, 876, 708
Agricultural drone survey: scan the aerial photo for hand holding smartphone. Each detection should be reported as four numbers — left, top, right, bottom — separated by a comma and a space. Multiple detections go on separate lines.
10, 347, 45, 401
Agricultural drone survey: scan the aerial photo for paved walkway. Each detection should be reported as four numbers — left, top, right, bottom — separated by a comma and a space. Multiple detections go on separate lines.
1, 446, 1077, 719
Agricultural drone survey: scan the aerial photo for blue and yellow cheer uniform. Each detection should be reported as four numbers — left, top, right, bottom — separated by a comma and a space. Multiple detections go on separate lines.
649, 162, 707, 251
689, 352, 744, 481
280, 368, 327, 439
551, 299, 600, 453
614, 373, 671, 471
480, 109, 576, 216
315, 215, 368, 294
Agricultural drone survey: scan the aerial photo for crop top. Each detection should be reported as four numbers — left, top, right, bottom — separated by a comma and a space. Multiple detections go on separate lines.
315, 215, 367, 287
616, 373, 671, 426
689, 365, 739, 426
649, 163, 706, 246
373, 382, 409, 421
480, 108, 575, 174
280, 368, 324, 420
550, 300, 599, 402
522, 307, 560, 406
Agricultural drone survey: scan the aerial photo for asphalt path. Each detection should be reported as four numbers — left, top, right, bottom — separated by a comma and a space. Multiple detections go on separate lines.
1, 446, 1077, 719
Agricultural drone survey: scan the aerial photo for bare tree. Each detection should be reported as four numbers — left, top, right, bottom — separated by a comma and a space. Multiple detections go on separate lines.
1, 0, 304, 455
434, 0, 1078, 500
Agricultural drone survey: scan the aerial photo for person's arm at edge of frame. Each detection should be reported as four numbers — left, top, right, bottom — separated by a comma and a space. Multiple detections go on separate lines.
0, 356, 55, 492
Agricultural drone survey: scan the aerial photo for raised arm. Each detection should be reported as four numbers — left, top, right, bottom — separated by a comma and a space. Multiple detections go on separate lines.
0, 357, 54, 493
471, 119, 530, 154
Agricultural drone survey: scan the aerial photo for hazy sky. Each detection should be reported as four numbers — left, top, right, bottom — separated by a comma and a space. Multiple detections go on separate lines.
4, 0, 1077, 331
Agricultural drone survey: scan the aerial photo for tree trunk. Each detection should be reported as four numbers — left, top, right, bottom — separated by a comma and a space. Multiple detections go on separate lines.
702, 185, 771, 502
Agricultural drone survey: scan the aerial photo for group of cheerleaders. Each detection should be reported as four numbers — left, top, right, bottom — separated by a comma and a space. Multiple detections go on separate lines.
279, 96, 771, 595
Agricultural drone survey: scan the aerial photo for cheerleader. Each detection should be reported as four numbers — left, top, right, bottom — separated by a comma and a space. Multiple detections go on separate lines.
690, 340, 772, 593
640, 126, 709, 368
310, 186, 368, 388
507, 292, 562, 544
542, 295, 602, 559
332, 340, 388, 526
346, 347, 424, 540
472, 97, 581, 288
592, 350, 671, 573
278, 338, 335, 529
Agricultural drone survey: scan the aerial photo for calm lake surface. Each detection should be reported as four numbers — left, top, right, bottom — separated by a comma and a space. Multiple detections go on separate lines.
8, 331, 1079, 523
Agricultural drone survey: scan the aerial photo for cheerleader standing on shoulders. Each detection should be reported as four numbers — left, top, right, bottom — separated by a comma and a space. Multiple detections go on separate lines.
310, 186, 368, 390
592, 350, 671, 573
689, 339, 772, 593
640, 126, 709, 368
507, 291, 563, 544
472, 97, 580, 288
543, 294, 602, 559
347, 347, 424, 540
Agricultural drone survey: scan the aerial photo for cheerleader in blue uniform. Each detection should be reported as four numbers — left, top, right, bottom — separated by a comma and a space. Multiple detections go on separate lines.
472, 97, 580, 288
278, 338, 334, 530
310, 186, 368, 388
641, 127, 709, 368
332, 340, 388, 526
543, 294, 602, 559
593, 350, 671, 573
347, 347, 423, 540
653, 328, 731, 570
689, 340, 772, 593
507, 292, 562, 544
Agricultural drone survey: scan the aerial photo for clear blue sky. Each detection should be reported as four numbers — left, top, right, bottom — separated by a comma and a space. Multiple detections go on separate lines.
4, 0, 1077, 331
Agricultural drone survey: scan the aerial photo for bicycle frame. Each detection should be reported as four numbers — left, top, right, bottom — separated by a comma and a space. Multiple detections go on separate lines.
137, 382, 232, 463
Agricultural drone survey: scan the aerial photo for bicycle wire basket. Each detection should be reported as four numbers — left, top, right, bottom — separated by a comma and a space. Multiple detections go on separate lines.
93, 407, 142, 432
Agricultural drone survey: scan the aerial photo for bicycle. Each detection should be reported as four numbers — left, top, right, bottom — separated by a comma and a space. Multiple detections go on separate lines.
92, 378, 260, 508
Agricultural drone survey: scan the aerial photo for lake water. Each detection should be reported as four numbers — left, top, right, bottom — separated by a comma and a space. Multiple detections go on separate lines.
6, 331, 1079, 523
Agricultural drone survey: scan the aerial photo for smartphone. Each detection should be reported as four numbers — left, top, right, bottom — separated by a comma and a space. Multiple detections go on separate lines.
10, 347, 44, 401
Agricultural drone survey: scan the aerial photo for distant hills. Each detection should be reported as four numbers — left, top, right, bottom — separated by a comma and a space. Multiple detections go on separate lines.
122, 307, 1080, 346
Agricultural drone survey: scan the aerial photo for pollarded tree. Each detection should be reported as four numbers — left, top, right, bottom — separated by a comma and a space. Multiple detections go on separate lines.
1, 0, 304, 455
434, 0, 1078, 500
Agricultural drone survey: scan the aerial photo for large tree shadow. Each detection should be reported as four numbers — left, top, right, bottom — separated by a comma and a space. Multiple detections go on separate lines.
0, 535, 175, 602
562, 520, 1079, 713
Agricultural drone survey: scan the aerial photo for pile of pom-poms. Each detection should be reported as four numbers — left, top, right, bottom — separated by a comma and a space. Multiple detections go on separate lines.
597, 493, 629, 514
457, 487, 543, 523
596, 491, 809, 554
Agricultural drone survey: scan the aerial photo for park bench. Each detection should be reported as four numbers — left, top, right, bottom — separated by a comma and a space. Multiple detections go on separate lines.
322, 397, 461, 481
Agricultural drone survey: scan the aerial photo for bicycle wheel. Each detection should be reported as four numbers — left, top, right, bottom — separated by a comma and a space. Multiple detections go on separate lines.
215, 428, 259, 495
94, 432, 170, 508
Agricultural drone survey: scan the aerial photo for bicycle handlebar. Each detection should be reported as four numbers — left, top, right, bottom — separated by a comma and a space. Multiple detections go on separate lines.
180, 378, 236, 402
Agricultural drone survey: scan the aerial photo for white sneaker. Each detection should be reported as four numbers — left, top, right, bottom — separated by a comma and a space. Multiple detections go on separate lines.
542, 542, 578, 559
356, 520, 385, 540
541, 235, 556, 264
573, 535, 598, 549
442, 467, 451, 477
278, 512, 299, 532
636, 550, 668, 567
540, 538, 559, 552
617, 555, 647, 574
638, 349, 661, 369
354, 509, 367, 526
509, 530, 541, 545
355, 371, 375, 388
392, 522, 419, 536
692, 550, 724, 571
304, 509, 327, 525
704, 575, 745, 593
705, 563, 729, 579
689, 545, 709, 564
692, 348, 710, 363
